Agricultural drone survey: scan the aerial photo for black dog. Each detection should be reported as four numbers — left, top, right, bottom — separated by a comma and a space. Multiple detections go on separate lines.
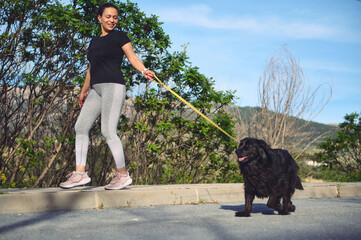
235, 138, 303, 217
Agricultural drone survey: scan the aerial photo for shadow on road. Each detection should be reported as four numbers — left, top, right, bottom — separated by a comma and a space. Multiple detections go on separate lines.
220, 203, 275, 215
0, 187, 89, 234
0, 211, 70, 234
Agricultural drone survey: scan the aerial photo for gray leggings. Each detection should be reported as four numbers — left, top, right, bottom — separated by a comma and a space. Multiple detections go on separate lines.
74, 83, 126, 169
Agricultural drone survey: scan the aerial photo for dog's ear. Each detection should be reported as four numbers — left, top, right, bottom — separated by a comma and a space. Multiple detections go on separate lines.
256, 139, 271, 163
257, 146, 268, 161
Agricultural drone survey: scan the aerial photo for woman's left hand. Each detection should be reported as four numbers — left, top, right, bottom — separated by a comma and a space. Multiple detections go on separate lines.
143, 69, 155, 82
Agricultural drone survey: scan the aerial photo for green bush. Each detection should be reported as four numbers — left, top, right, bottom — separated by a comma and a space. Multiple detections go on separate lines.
317, 112, 361, 177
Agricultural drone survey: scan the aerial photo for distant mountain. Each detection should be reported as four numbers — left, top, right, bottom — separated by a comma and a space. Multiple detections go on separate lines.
225, 105, 338, 151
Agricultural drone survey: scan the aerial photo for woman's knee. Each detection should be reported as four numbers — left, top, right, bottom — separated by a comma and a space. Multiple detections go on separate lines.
101, 127, 118, 141
75, 120, 90, 135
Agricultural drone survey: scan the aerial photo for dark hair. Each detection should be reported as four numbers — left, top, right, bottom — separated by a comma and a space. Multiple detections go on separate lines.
97, 3, 119, 16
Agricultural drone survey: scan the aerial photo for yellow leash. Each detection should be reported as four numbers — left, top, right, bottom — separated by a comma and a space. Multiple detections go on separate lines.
153, 75, 238, 143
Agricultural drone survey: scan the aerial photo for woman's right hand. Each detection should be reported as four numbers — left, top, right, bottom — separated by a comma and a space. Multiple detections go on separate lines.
78, 92, 87, 108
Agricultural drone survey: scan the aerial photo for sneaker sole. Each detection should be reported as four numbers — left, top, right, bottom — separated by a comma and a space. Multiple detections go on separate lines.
60, 177, 91, 189
104, 178, 132, 190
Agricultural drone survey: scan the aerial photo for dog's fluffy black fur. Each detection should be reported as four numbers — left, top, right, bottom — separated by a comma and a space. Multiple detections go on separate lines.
235, 138, 303, 217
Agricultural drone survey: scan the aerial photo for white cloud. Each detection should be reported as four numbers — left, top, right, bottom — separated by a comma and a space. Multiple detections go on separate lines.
302, 60, 361, 74
157, 4, 343, 41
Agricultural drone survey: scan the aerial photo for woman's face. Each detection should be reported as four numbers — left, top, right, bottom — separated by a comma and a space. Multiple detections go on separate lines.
98, 7, 118, 33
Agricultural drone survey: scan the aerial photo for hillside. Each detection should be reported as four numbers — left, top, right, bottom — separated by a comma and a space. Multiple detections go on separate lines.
226, 105, 338, 151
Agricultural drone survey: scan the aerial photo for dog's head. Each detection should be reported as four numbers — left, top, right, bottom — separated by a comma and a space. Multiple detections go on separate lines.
235, 138, 272, 165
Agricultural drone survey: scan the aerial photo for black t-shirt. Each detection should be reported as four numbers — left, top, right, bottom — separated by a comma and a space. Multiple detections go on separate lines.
87, 30, 131, 86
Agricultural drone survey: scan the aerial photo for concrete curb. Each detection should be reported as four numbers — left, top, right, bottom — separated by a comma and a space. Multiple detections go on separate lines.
0, 182, 360, 215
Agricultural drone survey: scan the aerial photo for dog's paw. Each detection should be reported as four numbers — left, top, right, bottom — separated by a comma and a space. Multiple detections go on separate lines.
235, 211, 251, 217
288, 205, 296, 212
278, 210, 290, 215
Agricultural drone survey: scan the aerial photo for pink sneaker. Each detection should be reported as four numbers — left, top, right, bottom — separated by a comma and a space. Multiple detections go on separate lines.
104, 172, 132, 190
59, 171, 91, 189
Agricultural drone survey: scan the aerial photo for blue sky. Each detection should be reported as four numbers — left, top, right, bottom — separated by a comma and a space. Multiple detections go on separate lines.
130, 0, 361, 124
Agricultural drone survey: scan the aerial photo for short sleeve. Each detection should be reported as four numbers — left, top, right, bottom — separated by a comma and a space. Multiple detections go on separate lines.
86, 38, 95, 61
117, 30, 131, 47
87, 38, 94, 50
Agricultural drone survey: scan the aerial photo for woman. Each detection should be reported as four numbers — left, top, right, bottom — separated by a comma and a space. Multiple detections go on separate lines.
60, 3, 154, 190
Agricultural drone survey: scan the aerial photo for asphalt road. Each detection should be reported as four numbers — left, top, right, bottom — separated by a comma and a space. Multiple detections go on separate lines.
0, 197, 360, 240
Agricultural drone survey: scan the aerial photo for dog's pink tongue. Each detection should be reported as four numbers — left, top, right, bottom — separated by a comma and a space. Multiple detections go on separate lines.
238, 156, 248, 162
